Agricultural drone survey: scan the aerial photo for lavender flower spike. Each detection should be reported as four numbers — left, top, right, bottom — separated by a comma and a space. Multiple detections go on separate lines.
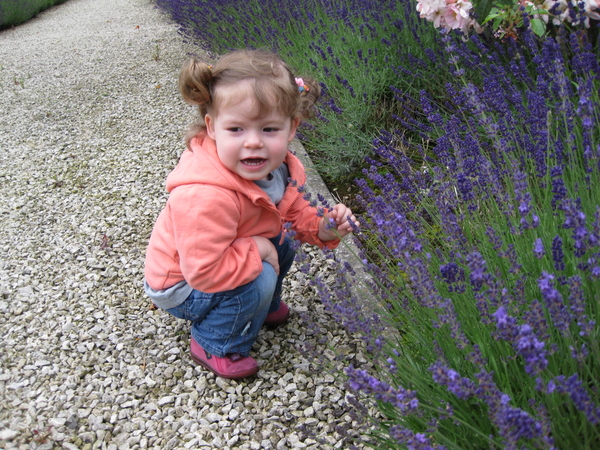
538, 271, 572, 333
389, 425, 447, 450
345, 365, 419, 413
492, 306, 548, 375
533, 238, 545, 259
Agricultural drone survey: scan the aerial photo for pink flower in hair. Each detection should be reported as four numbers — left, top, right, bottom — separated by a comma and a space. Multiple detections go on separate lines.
295, 77, 309, 93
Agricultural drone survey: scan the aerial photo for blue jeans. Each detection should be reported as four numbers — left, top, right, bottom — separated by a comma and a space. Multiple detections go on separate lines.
166, 234, 296, 357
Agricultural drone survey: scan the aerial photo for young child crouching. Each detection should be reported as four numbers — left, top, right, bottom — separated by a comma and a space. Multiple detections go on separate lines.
144, 49, 358, 379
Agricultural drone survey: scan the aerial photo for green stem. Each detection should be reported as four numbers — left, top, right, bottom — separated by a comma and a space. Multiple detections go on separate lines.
417, 402, 502, 449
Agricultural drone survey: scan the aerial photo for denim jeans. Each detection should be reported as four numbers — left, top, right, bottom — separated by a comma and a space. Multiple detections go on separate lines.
166, 234, 296, 357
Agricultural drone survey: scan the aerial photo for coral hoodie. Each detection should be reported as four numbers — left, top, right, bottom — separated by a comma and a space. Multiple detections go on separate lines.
144, 133, 339, 294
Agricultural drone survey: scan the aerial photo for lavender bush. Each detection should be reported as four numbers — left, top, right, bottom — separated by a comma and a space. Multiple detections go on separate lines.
309, 25, 600, 450
153, 0, 600, 447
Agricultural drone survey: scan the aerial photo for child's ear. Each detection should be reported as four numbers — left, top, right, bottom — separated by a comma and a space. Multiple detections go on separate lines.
205, 114, 215, 139
288, 117, 301, 142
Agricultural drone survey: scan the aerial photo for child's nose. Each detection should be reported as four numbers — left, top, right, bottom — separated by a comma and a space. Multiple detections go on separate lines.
244, 131, 263, 149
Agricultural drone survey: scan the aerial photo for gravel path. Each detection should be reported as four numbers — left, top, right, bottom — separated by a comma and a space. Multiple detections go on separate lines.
0, 0, 373, 449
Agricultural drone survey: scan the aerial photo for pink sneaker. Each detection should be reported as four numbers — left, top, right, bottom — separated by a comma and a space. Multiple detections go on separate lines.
190, 338, 258, 379
264, 301, 290, 327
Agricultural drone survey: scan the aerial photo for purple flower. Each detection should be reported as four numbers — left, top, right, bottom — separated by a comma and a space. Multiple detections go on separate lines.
440, 263, 464, 283
389, 425, 446, 450
436, 298, 470, 349
466, 252, 489, 291
431, 361, 549, 445
429, 361, 476, 400
456, 173, 475, 203
551, 235, 565, 271
420, 90, 444, 127
561, 198, 588, 258
499, 244, 522, 274
492, 306, 511, 328
522, 299, 551, 343
345, 365, 419, 413
548, 374, 600, 425
569, 34, 600, 77
538, 271, 572, 333
533, 238, 545, 259
512, 169, 539, 231
486, 227, 503, 251
514, 324, 548, 375
439, 261, 465, 292
550, 166, 568, 210
492, 306, 548, 375
408, 256, 445, 309
566, 275, 594, 336
495, 404, 544, 442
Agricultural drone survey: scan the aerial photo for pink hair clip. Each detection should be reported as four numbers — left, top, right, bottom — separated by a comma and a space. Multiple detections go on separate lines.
295, 77, 309, 93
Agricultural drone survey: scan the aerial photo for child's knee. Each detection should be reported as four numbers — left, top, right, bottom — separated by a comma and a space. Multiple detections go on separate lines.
261, 261, 278, 279
255, 262, 277, 306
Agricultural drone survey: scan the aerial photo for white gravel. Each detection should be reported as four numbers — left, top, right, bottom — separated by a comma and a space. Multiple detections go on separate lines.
0, 0, 376, 449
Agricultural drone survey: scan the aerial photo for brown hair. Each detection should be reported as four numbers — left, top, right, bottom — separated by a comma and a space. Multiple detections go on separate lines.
179, 49, 320, 146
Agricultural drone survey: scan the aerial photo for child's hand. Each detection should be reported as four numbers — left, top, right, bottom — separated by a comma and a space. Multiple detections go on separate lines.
252, 236, 280, 274
318, 203, 359, 241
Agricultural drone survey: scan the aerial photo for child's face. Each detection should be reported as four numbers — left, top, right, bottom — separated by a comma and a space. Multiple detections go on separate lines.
205, 94, 300, 181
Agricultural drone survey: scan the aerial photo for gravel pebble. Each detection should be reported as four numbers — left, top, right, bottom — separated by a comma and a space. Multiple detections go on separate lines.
0, 0, 378, 448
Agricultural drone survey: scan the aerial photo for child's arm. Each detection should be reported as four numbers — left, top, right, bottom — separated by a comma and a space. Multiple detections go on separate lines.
252, 236, 280, 274
318, 203, 359, 242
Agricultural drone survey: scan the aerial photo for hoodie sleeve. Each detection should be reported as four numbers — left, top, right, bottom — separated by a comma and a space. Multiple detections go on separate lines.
281, 153, 340, 249
283, 193, 341, 249
169, 184, 264, 293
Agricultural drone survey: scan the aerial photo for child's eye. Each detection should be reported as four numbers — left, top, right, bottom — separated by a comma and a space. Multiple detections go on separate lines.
227, 127, 242, 132
264, 127, 279, 132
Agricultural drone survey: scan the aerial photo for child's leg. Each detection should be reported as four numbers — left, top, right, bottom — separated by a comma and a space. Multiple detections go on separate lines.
267, 234, 296, 313
166, 262, 278, 357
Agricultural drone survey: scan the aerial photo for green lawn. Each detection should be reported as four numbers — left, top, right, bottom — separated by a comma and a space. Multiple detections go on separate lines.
0, 0, 69, 30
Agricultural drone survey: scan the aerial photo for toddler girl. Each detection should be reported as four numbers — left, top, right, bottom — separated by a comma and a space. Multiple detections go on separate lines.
144, 49, 357, 379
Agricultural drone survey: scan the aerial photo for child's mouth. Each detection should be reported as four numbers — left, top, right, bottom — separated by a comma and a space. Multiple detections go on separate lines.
242, 158, 266, 166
